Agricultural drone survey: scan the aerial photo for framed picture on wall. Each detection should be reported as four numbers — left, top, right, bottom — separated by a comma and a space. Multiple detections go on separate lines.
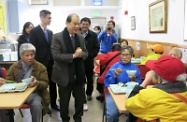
149, 0, 167, 33
131, 16, 136, 30
28, 0, 48, 5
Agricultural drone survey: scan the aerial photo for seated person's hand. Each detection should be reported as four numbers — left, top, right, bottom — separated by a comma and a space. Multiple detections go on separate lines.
129, 75, 136, 81
140, 70, 154, 87
114, 68, 123, 78
0, 78, 5, 86
95, 60, 100, 65
29, 76, 38, 87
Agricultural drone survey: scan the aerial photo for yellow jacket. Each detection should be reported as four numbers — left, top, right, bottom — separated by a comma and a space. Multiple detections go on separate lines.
141, 53, 162, 64
125, 88, 187, 122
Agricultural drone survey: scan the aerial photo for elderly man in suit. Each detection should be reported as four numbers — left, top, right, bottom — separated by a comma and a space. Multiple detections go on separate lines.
29, 10, 59, 111
51, 13, 88, 122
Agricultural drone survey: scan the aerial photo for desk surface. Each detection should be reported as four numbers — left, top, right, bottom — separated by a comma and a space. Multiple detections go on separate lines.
108, 85, 153, 113
0, 86, 36, 109
108, 88, 127, 113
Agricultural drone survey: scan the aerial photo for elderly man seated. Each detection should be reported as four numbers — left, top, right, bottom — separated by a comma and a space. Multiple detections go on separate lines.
126, 55, 187, 121
0, 43, 50, 122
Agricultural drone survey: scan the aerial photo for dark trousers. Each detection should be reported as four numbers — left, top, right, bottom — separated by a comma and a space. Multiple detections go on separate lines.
96, 82, 104, 94
0, 110, 14, 122
85, 68, 94, 96
47, 60, 57, 106
58, 83, 84, 122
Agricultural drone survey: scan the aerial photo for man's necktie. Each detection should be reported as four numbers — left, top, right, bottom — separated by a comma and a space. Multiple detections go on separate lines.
71, 35, 75, 50
44, 30, 49, 43
82, 33, 88, 38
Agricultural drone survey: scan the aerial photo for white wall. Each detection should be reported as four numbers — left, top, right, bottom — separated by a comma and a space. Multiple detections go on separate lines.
16, 0, 119, 34
119, 0, 187, 45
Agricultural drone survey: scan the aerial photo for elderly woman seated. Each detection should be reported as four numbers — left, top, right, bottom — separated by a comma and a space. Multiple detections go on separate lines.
104, 46, 141, 122
0, 43, 49, 122
126, 55, 187, 121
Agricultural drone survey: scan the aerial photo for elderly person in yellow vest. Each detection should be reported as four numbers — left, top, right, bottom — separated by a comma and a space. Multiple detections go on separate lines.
141, 44, 164, 64
0, 43, 50, 122
126, 55, 187, 122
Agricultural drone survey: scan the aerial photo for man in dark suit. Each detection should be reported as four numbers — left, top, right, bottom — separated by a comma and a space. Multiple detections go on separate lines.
29, 10, 60, 111
51, 13, 88, 122
80, 17, 100, 110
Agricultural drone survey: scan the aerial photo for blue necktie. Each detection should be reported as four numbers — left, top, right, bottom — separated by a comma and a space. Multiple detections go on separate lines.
44, 30, 49, 42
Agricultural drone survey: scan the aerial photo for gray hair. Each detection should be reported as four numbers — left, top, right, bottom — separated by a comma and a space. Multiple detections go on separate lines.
156, 72, 187, 83
169, 47, 182, 59
120, 46, 134, 56
19, 43, 36, 56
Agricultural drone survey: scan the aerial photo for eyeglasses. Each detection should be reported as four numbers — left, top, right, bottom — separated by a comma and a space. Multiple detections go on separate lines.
121, 54, 131, 57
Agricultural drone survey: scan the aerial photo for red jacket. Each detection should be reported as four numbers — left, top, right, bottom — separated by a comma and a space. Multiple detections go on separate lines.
98, 51, 120, 84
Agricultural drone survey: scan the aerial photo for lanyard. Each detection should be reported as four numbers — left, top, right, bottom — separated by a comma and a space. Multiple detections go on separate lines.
18, 63, 32, 82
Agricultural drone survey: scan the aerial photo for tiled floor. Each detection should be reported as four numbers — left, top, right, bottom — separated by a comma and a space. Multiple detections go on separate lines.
14, 76, 127, 122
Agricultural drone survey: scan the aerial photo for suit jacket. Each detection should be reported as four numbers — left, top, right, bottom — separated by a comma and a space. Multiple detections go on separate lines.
51, 31, 88, 87
84, 30, 100, 69
29, 25, 53, 67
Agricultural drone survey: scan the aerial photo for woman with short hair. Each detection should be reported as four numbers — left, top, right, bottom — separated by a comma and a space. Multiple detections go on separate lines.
104, 46, 142, 122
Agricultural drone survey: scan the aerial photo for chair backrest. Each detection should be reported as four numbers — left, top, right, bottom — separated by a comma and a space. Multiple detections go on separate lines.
94, 54, 107, 74
138, 65, 150, 80
1, 67, 7, 79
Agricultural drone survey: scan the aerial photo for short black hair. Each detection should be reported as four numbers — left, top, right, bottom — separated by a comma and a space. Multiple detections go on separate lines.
94, 26, 101, 31
80, 17, 91, 24
120, 39, 128, 45
108, 20, 115, 27
40, 10, 51, 17
112, 43, 121, 51
66, 13, 79, 23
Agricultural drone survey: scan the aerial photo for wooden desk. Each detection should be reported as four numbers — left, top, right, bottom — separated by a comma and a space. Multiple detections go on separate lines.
0, 86, 37, 109
108, 88, 127, 113
108, 85, 153, 113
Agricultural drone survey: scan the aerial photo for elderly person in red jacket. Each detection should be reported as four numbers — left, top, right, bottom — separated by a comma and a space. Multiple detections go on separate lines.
95, 43, 121, 101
